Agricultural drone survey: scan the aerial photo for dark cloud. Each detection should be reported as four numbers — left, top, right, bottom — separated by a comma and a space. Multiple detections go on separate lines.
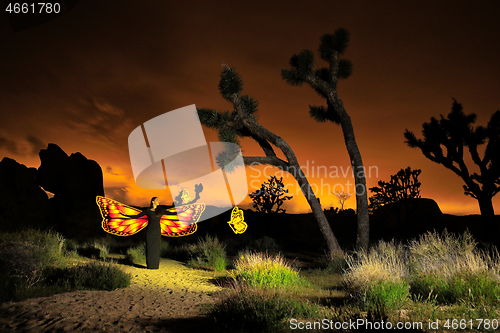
104, 187, 129, 204
64, 97, 134, 151
106, 166, 120, 175
0, 135, 18, 155
26, 135, 45, 155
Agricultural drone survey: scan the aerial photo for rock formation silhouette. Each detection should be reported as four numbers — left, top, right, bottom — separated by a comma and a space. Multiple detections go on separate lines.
37, 143, 104, 238
0, 157, 50, 231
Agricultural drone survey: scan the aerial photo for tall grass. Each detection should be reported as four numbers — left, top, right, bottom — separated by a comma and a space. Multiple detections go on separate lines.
0, 229, 67, 268
408, 230, 500, 305
343, 230, 500, 309
232, 252, 302, 288
0, 229, 131, 303
343, 240, 410, 309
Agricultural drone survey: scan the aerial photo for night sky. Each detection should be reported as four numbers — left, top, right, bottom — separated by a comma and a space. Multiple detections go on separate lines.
1, 0, 499, 214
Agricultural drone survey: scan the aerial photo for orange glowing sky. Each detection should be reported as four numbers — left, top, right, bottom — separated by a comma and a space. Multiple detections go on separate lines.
0, 1, 499, 215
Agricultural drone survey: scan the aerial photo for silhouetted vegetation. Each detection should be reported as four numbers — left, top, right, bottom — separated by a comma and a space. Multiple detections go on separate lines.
333, 190, 352, 210
197, 64, 342, 255
405, 99, 500, 239
249, 176, 292, 214
369, 167, 422, 212
281, 27, 369, 251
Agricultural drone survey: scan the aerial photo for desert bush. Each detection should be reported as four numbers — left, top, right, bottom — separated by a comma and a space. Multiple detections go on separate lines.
408, 230, 500, 305
232, 252, 302, 288
45, 261, 131, 291
0, 242, 42, 302
168, 243, 191, 262
245, 236, 281, 255
0, 229, 66, 268
63, 239, 78, 254
316, 250, 348, 274
345, 231, 500, 309
186, 235, 228, 272
208, 283, 322, 333
159, 239, 170, 258
343, 240, 410, 309
77, 239, 110, 259
0, 230, 69, 302
126, 243, 146, 265
407, 230, 486, 278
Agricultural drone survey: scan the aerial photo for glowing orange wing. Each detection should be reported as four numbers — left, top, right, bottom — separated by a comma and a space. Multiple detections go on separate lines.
160, 203, 205, 237
96, 196, 149, 236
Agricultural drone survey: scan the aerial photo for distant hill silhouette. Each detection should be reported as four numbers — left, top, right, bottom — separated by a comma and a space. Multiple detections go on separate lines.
1, 145, 497, 249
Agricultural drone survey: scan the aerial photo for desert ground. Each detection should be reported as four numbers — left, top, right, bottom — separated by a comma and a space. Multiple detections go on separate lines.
0, 259, 221, 332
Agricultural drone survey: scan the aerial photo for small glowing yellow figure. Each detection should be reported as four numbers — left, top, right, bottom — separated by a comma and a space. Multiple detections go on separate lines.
180, 189, 191, 204
228, 206, 247, 234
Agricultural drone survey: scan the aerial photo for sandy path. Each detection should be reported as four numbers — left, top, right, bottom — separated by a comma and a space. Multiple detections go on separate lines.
0, 259, 222, 332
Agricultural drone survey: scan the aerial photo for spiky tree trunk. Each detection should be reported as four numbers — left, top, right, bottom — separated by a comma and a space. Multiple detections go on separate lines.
198, 64, 342, 256
477, 194, 496, 232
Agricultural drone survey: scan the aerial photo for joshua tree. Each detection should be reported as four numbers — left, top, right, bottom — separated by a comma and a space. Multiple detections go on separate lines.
404, 99, 500, 234
249, 176, 293, 214
333, 190, 352, 210
197, 64, 342, 255
369, 167, 421, 228
369, 167, 422, 212
281, 28, 369, 250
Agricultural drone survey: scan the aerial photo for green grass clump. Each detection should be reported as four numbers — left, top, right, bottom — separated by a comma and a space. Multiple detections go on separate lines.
45, 261, 131, 291
232, 252, 302, 288
208, 283, 323, 333
186, 235, 228, 272
343, 240, 410, 309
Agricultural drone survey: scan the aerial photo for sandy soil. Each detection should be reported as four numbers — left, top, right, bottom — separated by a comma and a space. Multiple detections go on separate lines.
0, 259, 223, 332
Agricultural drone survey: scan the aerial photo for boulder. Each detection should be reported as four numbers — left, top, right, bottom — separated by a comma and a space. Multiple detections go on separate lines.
371, 198, 443, 240
0, 157, 50, 231
37, 144, 104, 238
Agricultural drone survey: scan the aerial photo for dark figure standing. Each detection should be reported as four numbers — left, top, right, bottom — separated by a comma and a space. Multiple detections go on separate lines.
122, 197, 164, 269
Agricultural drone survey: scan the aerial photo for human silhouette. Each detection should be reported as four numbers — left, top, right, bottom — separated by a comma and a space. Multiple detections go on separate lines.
121, 197, 165, 269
